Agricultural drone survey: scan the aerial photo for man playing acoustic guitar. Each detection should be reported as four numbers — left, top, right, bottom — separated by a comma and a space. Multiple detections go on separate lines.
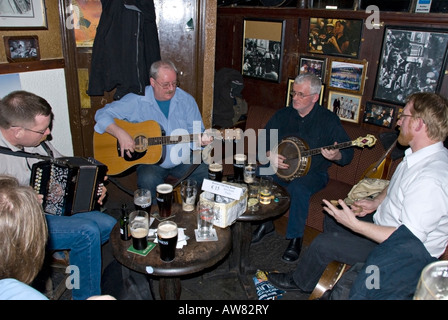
94, 60, 213, 199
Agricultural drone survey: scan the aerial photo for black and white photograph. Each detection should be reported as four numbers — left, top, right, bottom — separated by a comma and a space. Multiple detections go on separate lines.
327, 58, 367, 94
4, 36, 40, 62
363, 101, 396, 129
299, 56, 326, 82
327, 90, 361, 124
373, 26, 448, 105
308, 17, 363, 58
242, 19, 284, 83
0, 0, 47, 28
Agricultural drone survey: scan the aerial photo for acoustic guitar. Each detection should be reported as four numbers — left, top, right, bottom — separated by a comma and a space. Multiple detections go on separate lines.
93, 119, 241, 175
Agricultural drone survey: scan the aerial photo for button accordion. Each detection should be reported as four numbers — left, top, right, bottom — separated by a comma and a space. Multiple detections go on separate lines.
30, 157, 108, 216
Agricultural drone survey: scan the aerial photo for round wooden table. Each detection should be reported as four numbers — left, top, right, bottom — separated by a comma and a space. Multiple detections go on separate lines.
110, 203, 232, 300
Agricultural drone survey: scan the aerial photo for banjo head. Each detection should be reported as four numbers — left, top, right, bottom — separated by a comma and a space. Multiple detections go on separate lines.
274, 136, 310, 181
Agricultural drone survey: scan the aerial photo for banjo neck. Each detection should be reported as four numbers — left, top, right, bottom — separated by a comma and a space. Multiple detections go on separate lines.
302, 140, 355, 158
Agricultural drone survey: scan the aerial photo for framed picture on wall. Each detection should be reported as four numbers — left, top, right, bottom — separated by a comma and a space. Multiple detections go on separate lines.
327, 58, 367, 94
298, 56, 327, 82
373, 26, 448, 105
3, 36, 40, 63
0, 0, 47, 29
363, 101, 396, 129
327, 90, 362, 124
307, 17, 363, 58
287, 78, 324, 107
242, 19, 285, 83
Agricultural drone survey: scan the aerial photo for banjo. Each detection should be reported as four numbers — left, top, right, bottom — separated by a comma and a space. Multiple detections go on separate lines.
273, 135, 377, 181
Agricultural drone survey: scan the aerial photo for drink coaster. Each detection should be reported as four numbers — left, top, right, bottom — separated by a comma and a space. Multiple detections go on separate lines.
127, 242, 156, 256
151, 212, 176, 222
194, 229, 218, 242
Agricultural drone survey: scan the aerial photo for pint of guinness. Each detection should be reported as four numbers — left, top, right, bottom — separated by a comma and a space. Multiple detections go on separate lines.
129, 210, 149, 251
156, 184, 173, 218
208, 163, 223, 182
233, 154, 247, 182
157, 221, 178, 262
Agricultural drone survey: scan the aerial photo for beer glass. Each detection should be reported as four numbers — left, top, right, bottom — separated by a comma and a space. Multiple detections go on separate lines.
414, 261, 448, 300
180, 179, 198, 212
247, 181, 260, 212
134, 189, 151, 214
233, 154, 247, 182
197, 201, 214, 238
156, 184, 173, 218
129, 210, 149, 251
157, 221, 178, 262
259, 176, 273, 205
244, 162, 257, 184
208, 163, 223, 182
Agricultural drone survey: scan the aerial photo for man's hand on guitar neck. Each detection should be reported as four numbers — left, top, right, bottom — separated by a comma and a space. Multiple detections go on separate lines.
199, 129, 214, 147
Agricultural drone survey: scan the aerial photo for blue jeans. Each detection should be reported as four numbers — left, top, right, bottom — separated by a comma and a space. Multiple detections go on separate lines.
273, 170, 329, 239
137, 161, 209, 199
45, 211, 116, 300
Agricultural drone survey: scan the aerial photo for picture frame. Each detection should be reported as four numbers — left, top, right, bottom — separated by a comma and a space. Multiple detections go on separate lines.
242, 19, 285, 83
327, 90, 362, 124
299, 55, 326, 83
3, 36, 40, 63
71, 0, 103, 47
0, 0, 47, 29
373, 26, 448, 105
363, 101, 396, 129
327, 58, 367, 94
286, 78, 324, 107
308, 17, 363, 58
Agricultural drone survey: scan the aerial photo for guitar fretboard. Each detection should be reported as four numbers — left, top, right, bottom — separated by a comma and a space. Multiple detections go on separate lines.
147, 134, 197, 146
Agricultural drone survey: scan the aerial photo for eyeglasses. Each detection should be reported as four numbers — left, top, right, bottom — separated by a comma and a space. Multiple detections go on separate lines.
11, 126, 48, 135
154, 80, 179, 90
398, 114, 416, 120
290, 91, 316, 99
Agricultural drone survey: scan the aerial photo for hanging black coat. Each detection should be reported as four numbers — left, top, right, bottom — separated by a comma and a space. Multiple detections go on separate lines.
87, 0, 161, 100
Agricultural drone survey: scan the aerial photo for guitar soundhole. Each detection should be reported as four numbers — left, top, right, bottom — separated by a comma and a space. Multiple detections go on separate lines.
134, 135, 148, 152
116, 140, 147, 162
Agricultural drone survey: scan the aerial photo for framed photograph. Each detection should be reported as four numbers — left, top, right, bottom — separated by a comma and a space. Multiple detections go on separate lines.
308, 17, 363, 58
299, 56, 326, 82
0, 0, 47, 29
327, 90, 362, 124
3, 36, 40, 62
286, 78, 324, 107
71, 0, 103, 47
242, 19, 285, 83
363, 101, 396, 129
374, 26, 448, 105
327, 58, 367, 94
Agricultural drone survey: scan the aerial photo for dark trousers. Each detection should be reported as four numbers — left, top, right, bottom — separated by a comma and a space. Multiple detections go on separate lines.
293, 214, 377, 292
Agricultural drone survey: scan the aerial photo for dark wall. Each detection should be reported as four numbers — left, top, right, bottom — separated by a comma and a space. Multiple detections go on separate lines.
215, 7, 448, 134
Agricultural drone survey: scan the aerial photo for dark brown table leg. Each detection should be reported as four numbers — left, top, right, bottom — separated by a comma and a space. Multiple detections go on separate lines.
159, 277, 181, 300
229, 221, 257, 299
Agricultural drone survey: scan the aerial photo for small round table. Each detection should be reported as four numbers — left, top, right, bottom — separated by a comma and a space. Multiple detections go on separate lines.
110, 203, 232, 300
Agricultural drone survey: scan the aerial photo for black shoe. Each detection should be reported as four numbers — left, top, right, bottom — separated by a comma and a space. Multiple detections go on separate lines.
267, 272, 303, 292
251, 221, 275, 244
281, 238, 302, 263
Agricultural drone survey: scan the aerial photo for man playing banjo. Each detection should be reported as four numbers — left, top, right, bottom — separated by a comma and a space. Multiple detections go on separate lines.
253, 73, 354, 263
